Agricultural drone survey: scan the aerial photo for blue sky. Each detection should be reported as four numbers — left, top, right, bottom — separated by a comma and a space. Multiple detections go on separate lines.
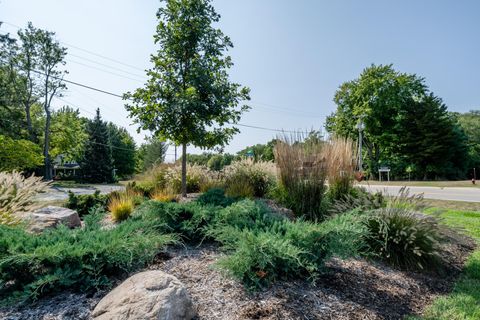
1, 0, 479, 160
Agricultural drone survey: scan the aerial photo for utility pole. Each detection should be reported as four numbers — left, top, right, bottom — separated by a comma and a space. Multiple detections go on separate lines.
356, 118, 365, 171
174, 144, 177, 162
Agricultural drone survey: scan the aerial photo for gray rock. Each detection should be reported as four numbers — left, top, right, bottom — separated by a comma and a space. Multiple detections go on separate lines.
26, 206, 81, 233
92, 270, 195, 320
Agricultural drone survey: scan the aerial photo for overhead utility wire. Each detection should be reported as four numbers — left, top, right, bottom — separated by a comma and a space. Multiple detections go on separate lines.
15, 65, 316, 134
0, 21, 145, 73
2, 21, 327, 119
66, 58, 145, 83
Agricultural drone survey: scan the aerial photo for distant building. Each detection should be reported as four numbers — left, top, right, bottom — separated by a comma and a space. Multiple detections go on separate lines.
53, 154, 80, 178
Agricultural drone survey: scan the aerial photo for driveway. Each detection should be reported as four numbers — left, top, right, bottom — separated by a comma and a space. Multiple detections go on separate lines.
35, 184, 125, 202
362, 184, 480, 203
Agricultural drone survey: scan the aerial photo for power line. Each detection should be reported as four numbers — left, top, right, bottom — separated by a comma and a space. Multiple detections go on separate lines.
0, 20, 146, 73
66, 58, 145, 83
236, 123, 310, 134
68, 52, 146, 79
56, 96, 95, 115
21, 67, 125, 98
2, 21, 328, 119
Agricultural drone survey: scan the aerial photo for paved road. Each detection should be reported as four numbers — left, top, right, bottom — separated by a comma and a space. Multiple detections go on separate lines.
35, 185, 125, 202
362, 185, 480, 203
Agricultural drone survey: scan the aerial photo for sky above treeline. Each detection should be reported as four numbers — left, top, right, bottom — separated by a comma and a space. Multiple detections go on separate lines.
1, 0, 479, 161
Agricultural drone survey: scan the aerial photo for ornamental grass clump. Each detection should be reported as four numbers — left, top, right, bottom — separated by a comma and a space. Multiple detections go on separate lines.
274, 133, 328, 221
324, 137, 356, 200
0, 172, 49, 226
150, 187, 178, 203
224, 159, 276, 198
164, 164, 215, 193
108, 190, 140, 222
364, 206, 442, 270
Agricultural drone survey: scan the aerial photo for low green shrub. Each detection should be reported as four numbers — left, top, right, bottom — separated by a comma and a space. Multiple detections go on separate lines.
66, 190, 109, 216
217, 229, 310, 288
364, 207, 442, 270
128, 180, 156, 197
196, 188, 236, 207
0, 209, 176, 304
212, 199, 279, 231
216, 212, 367, 288
134, 200, 220, 242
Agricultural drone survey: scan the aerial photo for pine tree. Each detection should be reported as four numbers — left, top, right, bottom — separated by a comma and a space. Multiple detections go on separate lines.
80, 109, 114, 183
398, 94, 468, 179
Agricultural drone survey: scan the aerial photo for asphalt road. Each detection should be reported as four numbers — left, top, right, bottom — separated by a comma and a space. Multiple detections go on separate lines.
362, 185, 480, 203
35, 185, 125, 202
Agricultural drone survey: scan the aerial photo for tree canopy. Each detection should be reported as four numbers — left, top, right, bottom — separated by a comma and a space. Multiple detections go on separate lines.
0, 135, 43, 172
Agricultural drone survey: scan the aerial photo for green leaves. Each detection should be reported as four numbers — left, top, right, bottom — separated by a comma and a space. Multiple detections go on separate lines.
326, 64, 468, 179
0, 135, 43, 172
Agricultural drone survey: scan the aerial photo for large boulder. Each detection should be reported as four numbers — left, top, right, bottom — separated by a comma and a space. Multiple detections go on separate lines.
27, 206, 81, 233
92, 270, 195, 320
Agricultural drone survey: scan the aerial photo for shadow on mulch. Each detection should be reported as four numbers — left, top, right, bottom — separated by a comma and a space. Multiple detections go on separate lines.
238, 234, 476, 320
0, 234, 475, 320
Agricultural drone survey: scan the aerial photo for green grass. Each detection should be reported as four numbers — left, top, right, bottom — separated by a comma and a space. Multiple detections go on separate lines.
415, 208, 480, 320
420, 199, 480, 212
357, 180, 480, 188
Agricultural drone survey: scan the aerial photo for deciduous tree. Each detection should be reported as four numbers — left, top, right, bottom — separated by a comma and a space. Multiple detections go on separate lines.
125, 0, 250, 196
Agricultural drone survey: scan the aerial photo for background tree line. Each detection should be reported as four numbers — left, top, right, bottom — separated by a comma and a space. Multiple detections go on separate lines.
0, 22, 146, 182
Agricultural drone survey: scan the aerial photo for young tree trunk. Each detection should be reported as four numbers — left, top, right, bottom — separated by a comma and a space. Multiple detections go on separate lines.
25, 103, 36, 142
181, 143, 187, 197
43, 109, 52, 180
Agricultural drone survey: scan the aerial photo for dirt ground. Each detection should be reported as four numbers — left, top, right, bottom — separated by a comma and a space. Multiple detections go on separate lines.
2, 233, 475, 320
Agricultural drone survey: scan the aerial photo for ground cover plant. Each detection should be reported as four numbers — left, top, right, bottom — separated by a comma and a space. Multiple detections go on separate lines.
66, 190, 109, 217
196, 188, 236, 207
135, 195, 368, 289
214, 211, 368, 288
0, 208, 176, 304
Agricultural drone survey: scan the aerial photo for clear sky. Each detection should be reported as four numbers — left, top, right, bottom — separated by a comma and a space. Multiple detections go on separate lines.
1, 0, 479, 161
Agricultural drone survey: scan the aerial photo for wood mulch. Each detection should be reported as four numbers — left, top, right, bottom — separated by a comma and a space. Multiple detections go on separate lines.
1, 233, 475, 320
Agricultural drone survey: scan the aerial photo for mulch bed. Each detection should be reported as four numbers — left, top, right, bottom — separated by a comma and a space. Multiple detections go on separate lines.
1, 235, 475, 320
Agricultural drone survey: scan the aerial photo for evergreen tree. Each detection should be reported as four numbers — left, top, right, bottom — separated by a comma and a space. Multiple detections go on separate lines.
80, 109, 114, 183
397, 94, 468, 179
141, 138, 168, 170
107, 123, 136, 178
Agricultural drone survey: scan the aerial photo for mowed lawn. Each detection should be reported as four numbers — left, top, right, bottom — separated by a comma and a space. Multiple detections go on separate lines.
417, 208, 480, 320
